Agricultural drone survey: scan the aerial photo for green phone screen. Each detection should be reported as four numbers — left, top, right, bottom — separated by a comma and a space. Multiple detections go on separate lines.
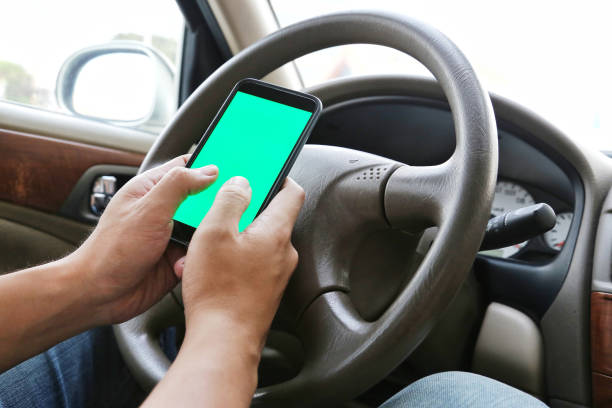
172, 91, 313, 232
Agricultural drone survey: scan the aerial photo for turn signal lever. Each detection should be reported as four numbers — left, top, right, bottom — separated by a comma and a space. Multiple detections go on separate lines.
480, 203, 556, 251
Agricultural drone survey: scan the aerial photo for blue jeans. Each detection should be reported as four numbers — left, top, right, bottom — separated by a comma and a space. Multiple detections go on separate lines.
380, 371, 548, 408
0, 327, 145, 408
0, 328, 547, 407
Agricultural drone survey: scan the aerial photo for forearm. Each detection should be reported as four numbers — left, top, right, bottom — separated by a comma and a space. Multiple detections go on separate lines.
143, 312, 261, 408
0, 255, 102, 372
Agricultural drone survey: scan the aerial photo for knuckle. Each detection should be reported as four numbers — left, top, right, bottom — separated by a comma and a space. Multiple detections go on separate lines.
219, 186, 249, 204
270, 228, 289, 247
288, 246, 299, 268
197, 224, 233, 241
295, 184, 306, 201
167, 167, 189, 183
278, 225, 294, 242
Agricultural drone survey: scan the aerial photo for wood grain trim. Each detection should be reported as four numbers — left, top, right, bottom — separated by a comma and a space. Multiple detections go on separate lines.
0, 128, 143, 213
592, 292, 612, 407
592, 292, 612, 376
593, 372, 612, 408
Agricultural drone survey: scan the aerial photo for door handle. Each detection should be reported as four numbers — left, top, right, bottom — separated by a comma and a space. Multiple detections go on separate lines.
90, 175, 117, 216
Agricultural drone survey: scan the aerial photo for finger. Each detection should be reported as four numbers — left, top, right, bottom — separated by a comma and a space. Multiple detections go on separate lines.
146, 165, 219, 219
165, 242, 187, 279
199, 176, 252, 235
173, 256, 186, 279
248, 178, 305, 235
140, 154, 192, 184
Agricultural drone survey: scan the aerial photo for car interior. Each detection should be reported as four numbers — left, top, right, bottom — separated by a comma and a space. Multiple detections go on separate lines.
1, 1, 611, 407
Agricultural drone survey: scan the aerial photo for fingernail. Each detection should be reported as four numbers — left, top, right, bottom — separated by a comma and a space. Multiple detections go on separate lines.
198, 165, 218, 176
227, 176, 249, 188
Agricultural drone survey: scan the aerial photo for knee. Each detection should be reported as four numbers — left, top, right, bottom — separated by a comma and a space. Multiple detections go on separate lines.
380, 371, 548, 408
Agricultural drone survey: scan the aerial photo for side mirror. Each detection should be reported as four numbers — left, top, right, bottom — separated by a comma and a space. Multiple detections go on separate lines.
55, 42, 175, 132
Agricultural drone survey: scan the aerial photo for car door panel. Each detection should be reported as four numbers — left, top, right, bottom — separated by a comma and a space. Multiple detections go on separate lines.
0, 128, 143, 213
0, 127, 143, 272
0, 103, 155, 154
0, 201, 91, 274
0, 218, 74, 275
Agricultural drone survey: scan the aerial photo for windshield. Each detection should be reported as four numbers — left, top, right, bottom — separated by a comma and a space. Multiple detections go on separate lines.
270, 0, 612, 151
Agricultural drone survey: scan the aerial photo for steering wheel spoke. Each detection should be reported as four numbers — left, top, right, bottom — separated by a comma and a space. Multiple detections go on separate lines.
255, 291, 370, 405
283, 145, 399, 321
384, 160, 457, 232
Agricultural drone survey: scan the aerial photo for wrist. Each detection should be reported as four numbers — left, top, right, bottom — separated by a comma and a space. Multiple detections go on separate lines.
181, 310, 261, 395
146, 310, 261, 408
183, 309, 263, 365
60, 250, 109, 327
188, 305, 268, 345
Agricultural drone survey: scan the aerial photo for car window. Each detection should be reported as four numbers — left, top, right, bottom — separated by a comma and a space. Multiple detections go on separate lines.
0, 0, 184, 134
270, 0, 612, 151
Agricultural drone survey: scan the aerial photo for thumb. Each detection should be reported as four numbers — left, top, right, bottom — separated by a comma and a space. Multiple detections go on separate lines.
146, 165, 218, 218
199, 176, 252, 235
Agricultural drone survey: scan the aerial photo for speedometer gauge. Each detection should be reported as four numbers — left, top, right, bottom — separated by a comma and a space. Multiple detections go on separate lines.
544, 212, 573, 251
481, 181, 535, 258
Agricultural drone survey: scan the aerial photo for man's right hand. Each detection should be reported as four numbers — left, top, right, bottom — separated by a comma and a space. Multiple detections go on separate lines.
181, 175, 305, 350
143, 176, 304, 408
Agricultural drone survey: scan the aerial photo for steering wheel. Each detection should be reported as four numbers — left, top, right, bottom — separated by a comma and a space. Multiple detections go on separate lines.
114, 11, 497, 406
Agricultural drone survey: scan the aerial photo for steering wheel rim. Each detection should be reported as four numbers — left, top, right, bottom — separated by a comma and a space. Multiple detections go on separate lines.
114, 11, 498, 406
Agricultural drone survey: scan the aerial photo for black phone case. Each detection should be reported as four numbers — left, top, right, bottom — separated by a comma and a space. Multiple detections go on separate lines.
171, 78, 322, 246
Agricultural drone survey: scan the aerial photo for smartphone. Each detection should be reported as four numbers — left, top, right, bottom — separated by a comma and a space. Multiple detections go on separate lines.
171, 78, 322, 245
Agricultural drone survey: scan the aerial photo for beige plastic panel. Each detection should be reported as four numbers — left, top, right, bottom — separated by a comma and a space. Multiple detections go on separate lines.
0, 219, 73, 274
0, 100, 155, 154
0, 201, 91, 274
207, 0, 303, 88
472, 302, 545, 398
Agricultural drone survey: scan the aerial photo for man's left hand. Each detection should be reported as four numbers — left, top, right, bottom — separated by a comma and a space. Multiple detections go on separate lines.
70, 155, 218, 325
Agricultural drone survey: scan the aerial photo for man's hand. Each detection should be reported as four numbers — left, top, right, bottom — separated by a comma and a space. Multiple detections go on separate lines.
0, 155, 219, 371
182, 175, 305, 346
144, 175, 305, 408
71, 155, 218, 325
